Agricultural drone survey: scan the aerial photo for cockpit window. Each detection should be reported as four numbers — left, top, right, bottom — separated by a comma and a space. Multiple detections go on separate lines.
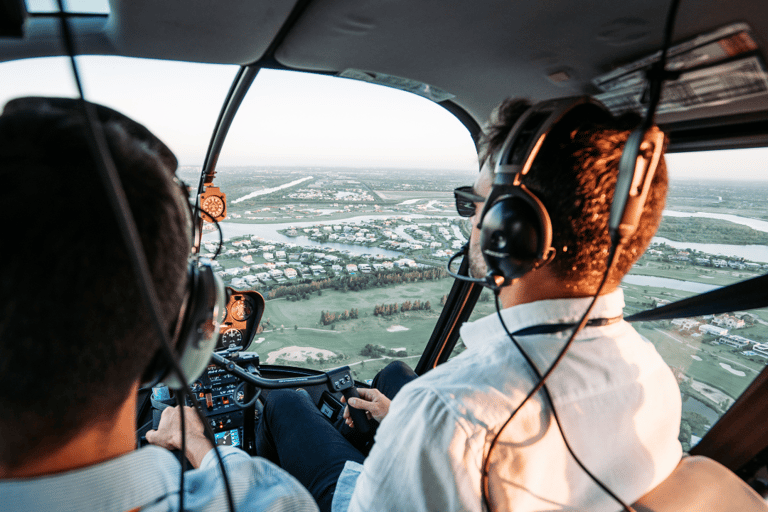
457, 146, 768, 450
200, 69, 478, 383
0, 56, 238, 166
25, 0, 110, 14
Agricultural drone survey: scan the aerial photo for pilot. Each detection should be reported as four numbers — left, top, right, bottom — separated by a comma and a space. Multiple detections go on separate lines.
0, 97, 318, 511
256, 97, 682, 512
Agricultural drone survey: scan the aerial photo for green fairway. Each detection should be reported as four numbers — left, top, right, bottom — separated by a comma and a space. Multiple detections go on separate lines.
247, 279, 453, 381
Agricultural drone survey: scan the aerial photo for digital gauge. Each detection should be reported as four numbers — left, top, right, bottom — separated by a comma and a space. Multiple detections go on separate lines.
231, 298, 253, 321
222, 328, 243, 348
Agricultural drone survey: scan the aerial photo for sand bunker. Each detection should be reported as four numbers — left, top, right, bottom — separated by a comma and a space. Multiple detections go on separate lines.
387, 325, 410, 332
691, 380, 733, 405
719, 363, 746, 376
254, 337, 265, 344
690, 355, 702, 361
266, 346, 336, 364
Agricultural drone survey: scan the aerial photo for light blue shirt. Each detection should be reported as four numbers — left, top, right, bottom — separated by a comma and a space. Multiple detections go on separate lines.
2, 445, 318, 512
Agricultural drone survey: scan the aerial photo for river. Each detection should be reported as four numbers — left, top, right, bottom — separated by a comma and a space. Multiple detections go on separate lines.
664, 210, 768, 233
658, 210, 768, 262
621, 275, 719, 293
652, 237, 768, 263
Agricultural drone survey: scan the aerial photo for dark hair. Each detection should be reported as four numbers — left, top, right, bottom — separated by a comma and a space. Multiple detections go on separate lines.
478, 98, 668, 290
0, 97, 190, 469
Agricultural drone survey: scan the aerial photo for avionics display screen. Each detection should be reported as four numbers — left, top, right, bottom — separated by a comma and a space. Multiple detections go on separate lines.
214, 428, 241, 447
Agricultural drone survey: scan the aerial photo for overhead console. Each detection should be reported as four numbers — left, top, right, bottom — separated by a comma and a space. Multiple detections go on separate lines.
593, 23, 768, 125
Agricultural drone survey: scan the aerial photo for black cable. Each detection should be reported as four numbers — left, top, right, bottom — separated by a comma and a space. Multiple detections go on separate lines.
233, 382, 262, 409
180, 404, 187, 498
54, 4, 235, 511
642, 0, 682, 129
194, 204, 225, 260
481, 246, 636, 512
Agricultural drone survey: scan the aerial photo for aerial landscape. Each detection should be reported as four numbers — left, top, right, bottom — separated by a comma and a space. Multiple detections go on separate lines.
178, 165, 768, 450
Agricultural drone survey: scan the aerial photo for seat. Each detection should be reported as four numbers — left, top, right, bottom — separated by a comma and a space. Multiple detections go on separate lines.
632, 456, 768, 512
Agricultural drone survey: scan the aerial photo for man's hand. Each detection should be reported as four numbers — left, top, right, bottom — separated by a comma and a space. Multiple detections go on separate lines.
342, 388, 391, 427
145, 406, 214, 468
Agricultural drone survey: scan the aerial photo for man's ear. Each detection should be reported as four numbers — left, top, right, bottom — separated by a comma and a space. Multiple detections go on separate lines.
533, 247, 556, 271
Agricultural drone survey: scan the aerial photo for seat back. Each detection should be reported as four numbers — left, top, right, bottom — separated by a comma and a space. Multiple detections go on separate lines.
632, 455, 768, 512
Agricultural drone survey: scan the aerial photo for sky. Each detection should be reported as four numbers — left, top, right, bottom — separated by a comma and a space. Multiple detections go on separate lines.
1, 54, 767, 179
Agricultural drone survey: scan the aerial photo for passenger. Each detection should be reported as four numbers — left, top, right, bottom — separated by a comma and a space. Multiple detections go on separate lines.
256, 97, 682, 512
0, 97, 318, 511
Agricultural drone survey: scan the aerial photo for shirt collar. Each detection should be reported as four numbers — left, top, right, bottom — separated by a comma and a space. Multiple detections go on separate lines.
460, 288, 625, 350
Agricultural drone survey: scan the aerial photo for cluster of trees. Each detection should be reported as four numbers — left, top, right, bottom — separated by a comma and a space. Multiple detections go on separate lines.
319, 309, 360, 325
261, 267, 448, 298
266, 279, 332, 300
360, 344, 407, 358
373, 303, 401, 316
372, 299, 434, 316
333, 268, 448, 293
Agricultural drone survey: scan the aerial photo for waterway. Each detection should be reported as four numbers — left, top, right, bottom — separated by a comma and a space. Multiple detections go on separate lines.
658, 210, 768, 262
621, 274, 719, 293
651, 237, 768, 263
664, 210, 768, 233
682, 395, 719, 424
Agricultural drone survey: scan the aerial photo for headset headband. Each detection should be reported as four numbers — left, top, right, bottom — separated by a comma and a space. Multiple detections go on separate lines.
494, 96, 607, 185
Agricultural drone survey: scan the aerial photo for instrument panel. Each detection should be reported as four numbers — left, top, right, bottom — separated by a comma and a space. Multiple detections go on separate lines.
216, 288, 265, 352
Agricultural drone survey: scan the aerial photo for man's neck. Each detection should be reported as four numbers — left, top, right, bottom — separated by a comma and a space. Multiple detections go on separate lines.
498, 266, 617, 309
1, 385, 138, 479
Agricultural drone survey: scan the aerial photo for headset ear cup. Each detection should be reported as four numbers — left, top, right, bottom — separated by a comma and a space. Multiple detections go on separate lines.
480, 187, 552, 282
142, 263, 226, 389
165, 264, 226, 388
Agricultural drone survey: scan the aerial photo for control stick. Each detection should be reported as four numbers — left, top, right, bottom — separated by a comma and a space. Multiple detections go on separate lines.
326, 367, 373, 434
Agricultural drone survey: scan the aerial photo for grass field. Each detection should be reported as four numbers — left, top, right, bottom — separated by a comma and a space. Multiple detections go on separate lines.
247, 279, 454, 381
634, 323, 763, 399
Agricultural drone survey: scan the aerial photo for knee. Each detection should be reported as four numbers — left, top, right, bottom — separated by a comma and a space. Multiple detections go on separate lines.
380, 360, 413, 380
263, 389, 315, 423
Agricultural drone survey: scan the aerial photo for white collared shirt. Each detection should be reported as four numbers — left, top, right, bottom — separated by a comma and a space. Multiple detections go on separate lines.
338, 289, 682, 512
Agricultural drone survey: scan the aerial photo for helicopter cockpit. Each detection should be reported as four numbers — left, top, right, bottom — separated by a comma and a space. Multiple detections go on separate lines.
4, 0, 768, 511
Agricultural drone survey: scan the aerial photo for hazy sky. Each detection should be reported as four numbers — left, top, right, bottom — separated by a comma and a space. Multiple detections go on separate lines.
1, 54, 767, 180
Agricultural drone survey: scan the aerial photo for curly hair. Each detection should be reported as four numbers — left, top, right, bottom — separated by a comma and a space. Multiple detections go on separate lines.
0, 98, 190, 469
478, 98, 668, 290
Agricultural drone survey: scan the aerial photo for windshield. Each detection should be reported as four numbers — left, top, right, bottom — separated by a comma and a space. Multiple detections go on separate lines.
192, 69, 478, 383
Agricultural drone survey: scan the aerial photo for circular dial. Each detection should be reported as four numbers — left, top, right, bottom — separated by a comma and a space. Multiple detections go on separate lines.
231, 298, 253, 321
202, 195, 225, 219
222, 328, 243, 348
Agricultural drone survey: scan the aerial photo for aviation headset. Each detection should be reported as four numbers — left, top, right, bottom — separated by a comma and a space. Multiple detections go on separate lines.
474, 95, 664, 287
143, 259, 227, 389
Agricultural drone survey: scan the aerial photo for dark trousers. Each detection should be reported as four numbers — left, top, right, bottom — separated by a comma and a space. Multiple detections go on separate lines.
255, 361, 417, 512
